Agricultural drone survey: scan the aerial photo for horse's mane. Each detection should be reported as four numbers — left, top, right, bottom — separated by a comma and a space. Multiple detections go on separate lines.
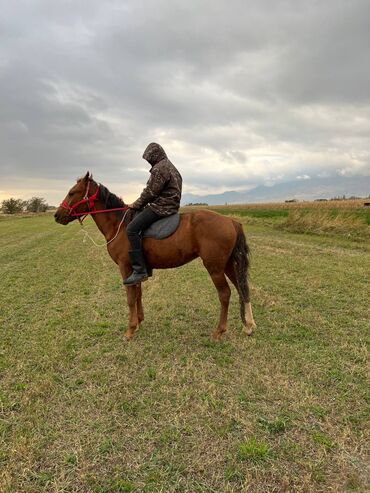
93, 180, 136, 223
98, 183, 125, 209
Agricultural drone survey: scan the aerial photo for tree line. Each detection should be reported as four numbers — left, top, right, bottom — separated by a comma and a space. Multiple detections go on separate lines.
1, 197, 50, 214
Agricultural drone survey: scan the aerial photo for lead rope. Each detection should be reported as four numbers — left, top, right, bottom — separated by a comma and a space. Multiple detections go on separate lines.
79, 209, 129, 247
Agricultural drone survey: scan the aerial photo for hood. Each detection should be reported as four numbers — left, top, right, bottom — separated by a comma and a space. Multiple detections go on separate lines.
142, 142, 167, 166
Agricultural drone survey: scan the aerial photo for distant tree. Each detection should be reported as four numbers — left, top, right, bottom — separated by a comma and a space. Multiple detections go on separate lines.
26, 197, 48, 213
1, 198, 25, 214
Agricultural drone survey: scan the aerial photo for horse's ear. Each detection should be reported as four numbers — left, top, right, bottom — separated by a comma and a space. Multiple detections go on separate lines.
83, 171, 90, 182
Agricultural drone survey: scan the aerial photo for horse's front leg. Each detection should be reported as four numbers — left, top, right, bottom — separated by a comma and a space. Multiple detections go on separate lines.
118, 262, 141, 340
124, 285, 139, 340
136, 283, 144, 324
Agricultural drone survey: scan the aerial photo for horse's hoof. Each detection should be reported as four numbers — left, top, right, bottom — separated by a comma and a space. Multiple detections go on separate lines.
211, 331, 223, 341
244, 322, 256, 336
123, 331, 134, 341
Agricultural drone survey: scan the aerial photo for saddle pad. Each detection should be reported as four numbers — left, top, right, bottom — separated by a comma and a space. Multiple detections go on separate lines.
143, 213, 180, 239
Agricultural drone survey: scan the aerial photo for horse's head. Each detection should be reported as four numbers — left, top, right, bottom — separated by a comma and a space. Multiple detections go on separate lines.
54, 171, 98, 224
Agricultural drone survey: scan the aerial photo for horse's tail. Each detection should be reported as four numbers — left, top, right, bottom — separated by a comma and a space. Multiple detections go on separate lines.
230, 222, 250, 325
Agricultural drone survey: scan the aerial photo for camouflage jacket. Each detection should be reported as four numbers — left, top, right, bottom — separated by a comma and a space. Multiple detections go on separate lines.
132, 143, 182, 216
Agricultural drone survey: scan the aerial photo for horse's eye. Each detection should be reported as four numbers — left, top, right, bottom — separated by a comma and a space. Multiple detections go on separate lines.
68, 192, 74, 197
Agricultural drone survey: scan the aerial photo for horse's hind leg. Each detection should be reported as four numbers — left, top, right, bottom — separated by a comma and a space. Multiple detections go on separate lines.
206, 269, 231, 340
225, 261, 256, 335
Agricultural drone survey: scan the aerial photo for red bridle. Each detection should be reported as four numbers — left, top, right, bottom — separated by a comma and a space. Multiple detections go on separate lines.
60, 180, 129, 221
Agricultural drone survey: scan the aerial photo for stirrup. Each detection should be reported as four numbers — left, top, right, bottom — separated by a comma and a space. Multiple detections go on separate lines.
123, 271, 148, 286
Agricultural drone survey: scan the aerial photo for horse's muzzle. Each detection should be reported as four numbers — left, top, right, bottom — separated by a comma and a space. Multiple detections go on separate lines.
54, 210, 72, 225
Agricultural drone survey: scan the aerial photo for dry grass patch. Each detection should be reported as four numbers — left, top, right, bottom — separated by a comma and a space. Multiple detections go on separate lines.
280, 209, 370, 239
184, 198, 367, 212
184, 199, 370, 231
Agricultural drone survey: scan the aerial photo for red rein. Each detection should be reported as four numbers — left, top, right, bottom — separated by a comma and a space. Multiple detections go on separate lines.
60, 183, 129, 221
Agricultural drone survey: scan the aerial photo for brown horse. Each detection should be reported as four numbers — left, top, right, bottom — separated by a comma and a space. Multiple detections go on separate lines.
54, 172, 256, 340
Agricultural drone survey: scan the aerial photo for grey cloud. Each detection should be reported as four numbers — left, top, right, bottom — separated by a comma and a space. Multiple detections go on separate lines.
0, 0, 369, 203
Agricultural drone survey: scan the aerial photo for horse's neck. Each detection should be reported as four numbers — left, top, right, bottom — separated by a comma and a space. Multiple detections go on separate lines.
90, 202, 125, 241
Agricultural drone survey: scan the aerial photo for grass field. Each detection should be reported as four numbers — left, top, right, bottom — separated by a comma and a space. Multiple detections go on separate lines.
0, 211, 369, 492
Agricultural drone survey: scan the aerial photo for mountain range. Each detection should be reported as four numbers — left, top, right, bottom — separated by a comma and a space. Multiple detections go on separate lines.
181, 175, 370, 205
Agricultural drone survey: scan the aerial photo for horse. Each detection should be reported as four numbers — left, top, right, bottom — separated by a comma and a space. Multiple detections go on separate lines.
54, 172, 256, 340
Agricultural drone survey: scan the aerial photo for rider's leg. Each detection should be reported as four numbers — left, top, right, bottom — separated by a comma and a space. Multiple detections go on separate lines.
124, 207, 161, 285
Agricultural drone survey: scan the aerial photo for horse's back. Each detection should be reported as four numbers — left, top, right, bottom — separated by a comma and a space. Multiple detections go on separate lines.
180, 209, 239, 251
182, 209, 238, 234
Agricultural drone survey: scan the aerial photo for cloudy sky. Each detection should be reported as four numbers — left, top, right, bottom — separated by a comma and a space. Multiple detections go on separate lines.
1, 0, 369, 204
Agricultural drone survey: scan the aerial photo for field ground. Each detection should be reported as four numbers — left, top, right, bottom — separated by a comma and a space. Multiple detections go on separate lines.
0, 210, 369, 492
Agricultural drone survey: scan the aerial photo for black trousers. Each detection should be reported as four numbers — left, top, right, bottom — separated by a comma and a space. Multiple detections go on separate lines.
126, 207, 162, 250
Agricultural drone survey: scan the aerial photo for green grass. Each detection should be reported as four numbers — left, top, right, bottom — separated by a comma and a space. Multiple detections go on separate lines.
0, 213, 369, 492
237, 438, 270, 462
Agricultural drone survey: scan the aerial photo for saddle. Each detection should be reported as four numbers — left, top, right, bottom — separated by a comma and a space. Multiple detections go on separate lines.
131, 212, 181, 240
127, 212, 180, 279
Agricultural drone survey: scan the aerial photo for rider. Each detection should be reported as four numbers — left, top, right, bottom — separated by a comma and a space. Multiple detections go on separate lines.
124, 142, 182, 285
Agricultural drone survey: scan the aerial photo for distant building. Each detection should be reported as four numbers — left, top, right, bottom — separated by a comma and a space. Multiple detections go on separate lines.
185, 202, 208, 206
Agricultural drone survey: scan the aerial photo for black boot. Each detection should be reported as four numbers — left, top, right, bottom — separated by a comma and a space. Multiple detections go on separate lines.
123, 250, 148, 285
